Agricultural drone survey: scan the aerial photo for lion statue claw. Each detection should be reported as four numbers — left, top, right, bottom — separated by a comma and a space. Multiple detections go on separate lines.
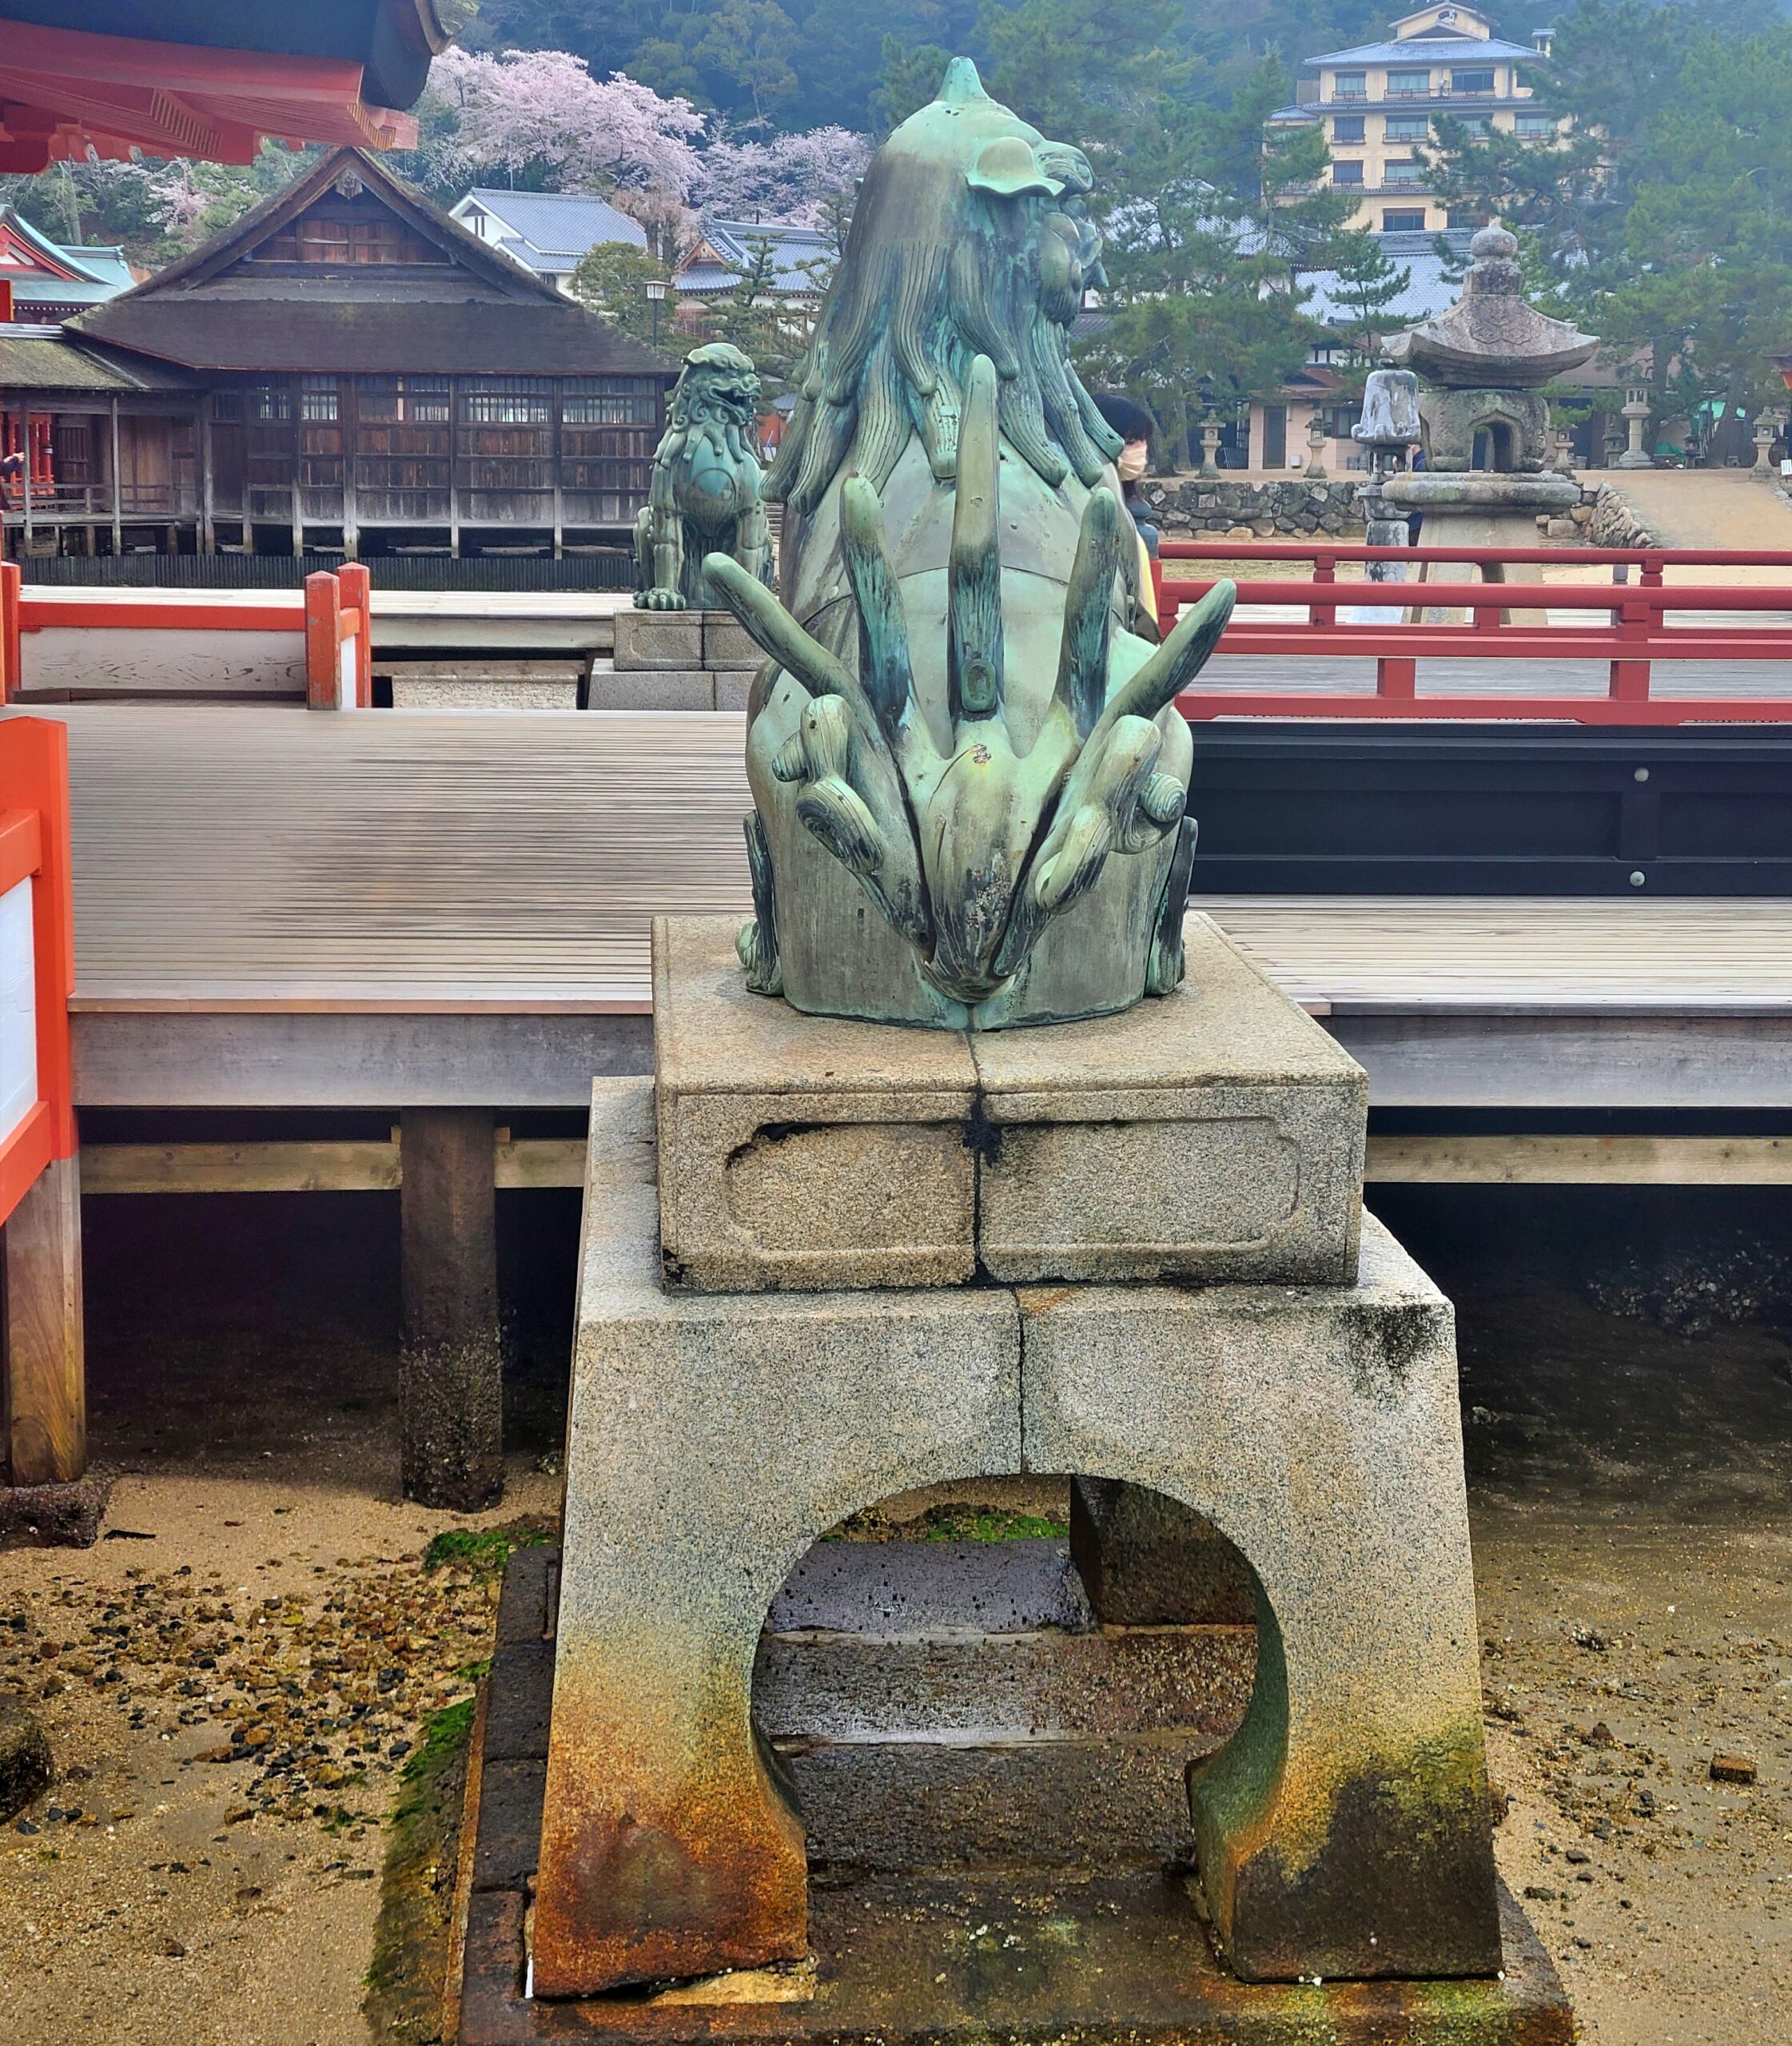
634, 342, 775, 611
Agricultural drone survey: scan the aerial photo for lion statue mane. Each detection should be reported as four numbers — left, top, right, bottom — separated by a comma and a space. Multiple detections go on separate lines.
705, 61, 1235, 1029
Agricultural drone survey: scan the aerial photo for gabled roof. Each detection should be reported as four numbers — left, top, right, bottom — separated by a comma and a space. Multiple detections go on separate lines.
678, 218, 833, 297
452, 189, 647, 277
71, 147, 672, 379
0, 206, 133, 309
1304, 35, 1543, 66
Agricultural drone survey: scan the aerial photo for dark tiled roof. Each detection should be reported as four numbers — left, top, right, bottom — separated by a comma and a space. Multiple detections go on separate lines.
72, 293, 671, 376
66, 146, 675, 378
0, 327, 196, 392
679, 218, 832, 297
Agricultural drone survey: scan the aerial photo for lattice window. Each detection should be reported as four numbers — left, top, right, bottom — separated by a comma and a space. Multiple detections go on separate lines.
460, 378, 553, 425
358, 376, 451, 424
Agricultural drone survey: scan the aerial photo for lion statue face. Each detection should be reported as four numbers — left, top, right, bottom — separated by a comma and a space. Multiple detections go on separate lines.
670, 342, 762, 432
763, 58, 1121, 518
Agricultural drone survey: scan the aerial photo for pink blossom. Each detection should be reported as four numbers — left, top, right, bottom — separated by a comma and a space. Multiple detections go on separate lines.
695, 127, 871, 226
428, 48, 704, 199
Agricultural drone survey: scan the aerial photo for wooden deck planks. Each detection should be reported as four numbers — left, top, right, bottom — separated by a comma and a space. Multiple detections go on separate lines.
6, 702, 1792, 1021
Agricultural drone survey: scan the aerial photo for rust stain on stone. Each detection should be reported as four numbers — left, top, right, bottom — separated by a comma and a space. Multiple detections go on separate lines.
532, 1646, 807, 1998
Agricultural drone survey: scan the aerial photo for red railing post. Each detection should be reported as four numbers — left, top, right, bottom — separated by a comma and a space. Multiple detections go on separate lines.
1611, 591, 1652, 704
338, 561, 372, 708
0, 715, 83, 1486
304, 569, 342, 711
0, 559, 20, 704
1312, 551, 1337, 627
1377, 655, 1417, 700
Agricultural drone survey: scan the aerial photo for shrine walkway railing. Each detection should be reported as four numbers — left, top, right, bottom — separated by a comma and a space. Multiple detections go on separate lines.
1, 562, 371, 710
1154, 540, 1792, 725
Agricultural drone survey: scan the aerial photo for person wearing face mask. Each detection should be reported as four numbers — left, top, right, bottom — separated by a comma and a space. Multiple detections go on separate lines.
1093, 392, 1161, 631
1093, 392, 1160, 559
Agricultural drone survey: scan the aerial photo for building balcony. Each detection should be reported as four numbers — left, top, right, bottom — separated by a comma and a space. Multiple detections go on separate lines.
1323, 90, 1519, 108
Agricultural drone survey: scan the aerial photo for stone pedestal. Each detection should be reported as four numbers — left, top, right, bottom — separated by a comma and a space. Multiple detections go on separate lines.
600, 609, 762, 712
536, 1080, 1499, 1996
654, 915, 1364, 1293
526, 918, 1523, 2018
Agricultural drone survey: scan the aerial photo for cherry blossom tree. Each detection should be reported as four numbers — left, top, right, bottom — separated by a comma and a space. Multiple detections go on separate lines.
428, 48, 705, 198
694, 126, 870, 226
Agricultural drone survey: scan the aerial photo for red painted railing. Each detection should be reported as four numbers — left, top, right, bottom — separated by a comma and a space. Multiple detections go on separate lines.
0, 715, 74, 1229
1153, 541, 1792, 724
5, 565, 371, 710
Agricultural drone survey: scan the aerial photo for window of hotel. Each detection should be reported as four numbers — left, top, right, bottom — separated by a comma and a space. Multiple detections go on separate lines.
1388, 68, 1431, 96
1451, 67, 1495, 94
1332, 161, 1364, 185
1448, 209, 1491, 228
1332, 70, 1367, 99
1331, 113, 1365, 142
1515, 113, 1555, 137
1384, 113, 1431, 139
1382, 207, 1427, 231
1452, 116, 1489, 135
1384, 159, 1427, 185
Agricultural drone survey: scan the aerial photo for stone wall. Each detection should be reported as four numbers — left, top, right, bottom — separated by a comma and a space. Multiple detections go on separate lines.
1587, 481, 1659, 549
1136, 471, 1658, 550
1141, 476, 1364, 542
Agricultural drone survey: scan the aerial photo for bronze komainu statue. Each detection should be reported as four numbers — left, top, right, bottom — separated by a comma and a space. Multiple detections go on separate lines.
635, 342, 774, 611
705, 62, 1235, 1029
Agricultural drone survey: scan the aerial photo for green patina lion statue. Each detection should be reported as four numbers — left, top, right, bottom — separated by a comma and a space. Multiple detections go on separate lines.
706, 61, 1235, 1029
635, 342, 774, 611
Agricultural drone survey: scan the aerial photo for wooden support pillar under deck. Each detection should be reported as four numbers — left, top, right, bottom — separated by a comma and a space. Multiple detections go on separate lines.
399, 1108, 502, 1511
2, 1155, 86, 1488
108, 397, 122, 558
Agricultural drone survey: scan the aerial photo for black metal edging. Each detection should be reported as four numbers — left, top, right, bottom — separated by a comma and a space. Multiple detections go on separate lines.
1185, 721, 1792, 896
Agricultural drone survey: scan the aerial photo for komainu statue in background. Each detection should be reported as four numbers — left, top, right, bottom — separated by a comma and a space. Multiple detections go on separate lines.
707, 61, 1235, 1029
635, 342, 774, 611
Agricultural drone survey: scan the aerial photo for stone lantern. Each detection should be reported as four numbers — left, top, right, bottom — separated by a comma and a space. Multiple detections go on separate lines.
1752, 408, 1786, 481
1380, 222, 1595, 587
1618, 384, 1654, 469
1197, 412, 1223, 480
1304, 412, 1328, 479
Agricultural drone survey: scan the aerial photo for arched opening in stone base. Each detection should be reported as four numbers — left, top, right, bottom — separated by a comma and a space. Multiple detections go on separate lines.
748, 1474, 1262, 1889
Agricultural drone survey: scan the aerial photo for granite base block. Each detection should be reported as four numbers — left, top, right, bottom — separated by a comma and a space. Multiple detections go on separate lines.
585, 665, 715, 711
540, 1089, 1498, 1991
1071, 1475, 1256, 1626
611, 610, 704, 671
651, 914, 1365, 1292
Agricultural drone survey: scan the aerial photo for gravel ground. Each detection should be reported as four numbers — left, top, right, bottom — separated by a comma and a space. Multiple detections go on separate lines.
0, 1181, 1787, 2043
0, 1467, 557, 2046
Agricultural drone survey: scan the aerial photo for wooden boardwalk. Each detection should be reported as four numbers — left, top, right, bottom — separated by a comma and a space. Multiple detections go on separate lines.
7, 701, 1792, 1110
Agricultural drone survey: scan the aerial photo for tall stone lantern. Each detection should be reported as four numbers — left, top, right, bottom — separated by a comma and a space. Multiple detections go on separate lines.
1380, 221, 1598, 593
1617, 384, 1654, 469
